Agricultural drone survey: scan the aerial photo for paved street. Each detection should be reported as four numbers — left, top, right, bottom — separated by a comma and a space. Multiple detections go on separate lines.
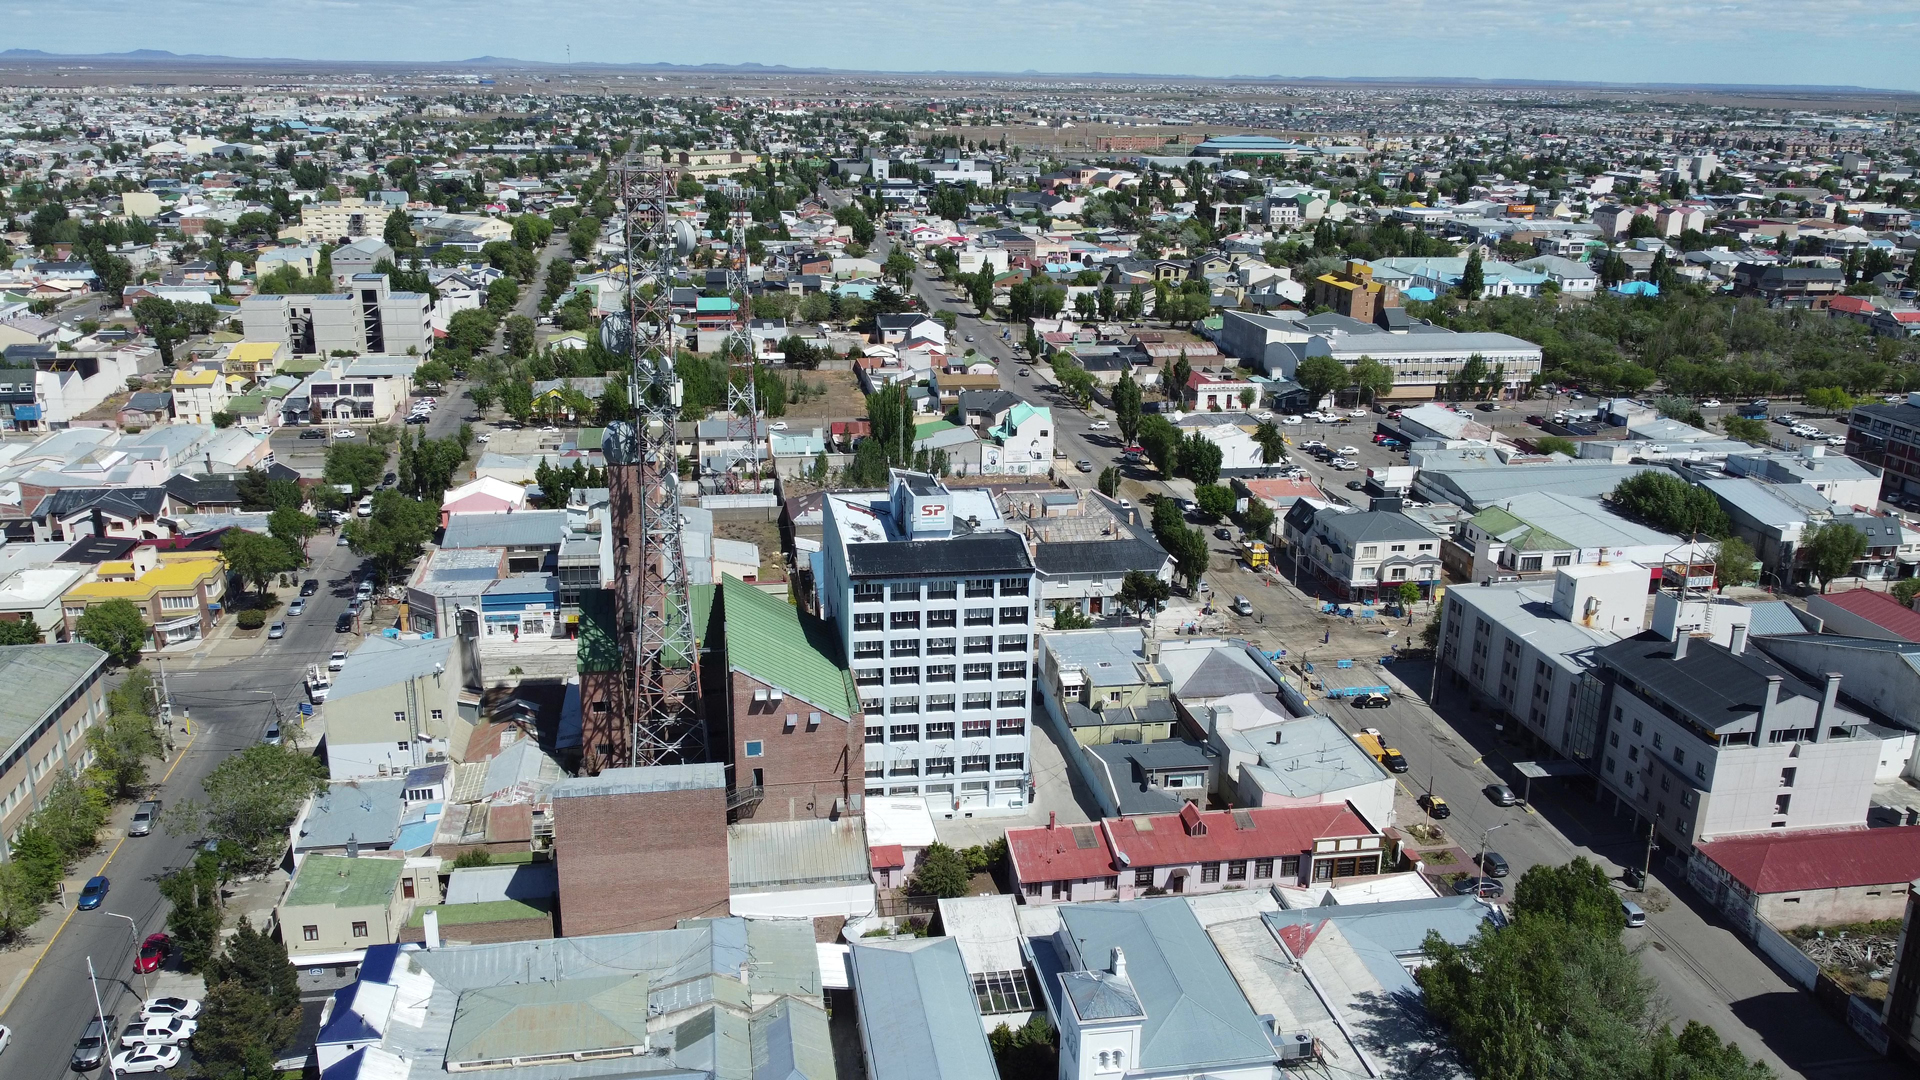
0, 534, 365, 1077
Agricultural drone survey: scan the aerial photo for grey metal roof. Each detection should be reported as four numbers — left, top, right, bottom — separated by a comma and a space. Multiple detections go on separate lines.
1317, 509, 1435, 545
442, 510, 568, 550
295, 778, 405, 851
1744, 600, 1813, 637
728, 817, 870, 891
444, 862, 559, 906
552, 763, 725, 799
1088, 740, 1217, 816
1033, 537, 1169, 577
849, 938, 999, 1080
1055, 900, 1278, 1071
330, 636, 454, 700
1597, 631, 1860, 733
0, 643, 105, 762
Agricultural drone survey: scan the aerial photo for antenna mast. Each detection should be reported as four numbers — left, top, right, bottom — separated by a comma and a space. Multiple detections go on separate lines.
601, 148, 703, 770
721, 184, 763, 491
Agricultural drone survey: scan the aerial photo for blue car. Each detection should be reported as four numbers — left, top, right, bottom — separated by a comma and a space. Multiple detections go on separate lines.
77, 875, 108, 910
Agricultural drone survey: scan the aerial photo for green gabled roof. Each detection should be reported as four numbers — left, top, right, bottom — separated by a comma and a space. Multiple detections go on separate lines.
1509, 525, 1571, 552
1469, 506, 1524, 536
718, 575, 857, 719
1470, 505, 1569, 551
914, 419, 958, 439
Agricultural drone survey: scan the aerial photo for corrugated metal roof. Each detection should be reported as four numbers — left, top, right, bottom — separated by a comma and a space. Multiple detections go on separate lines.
718, 576, 856, 719
445, 973, 652, 1065
330, 636, 454, 700
728, 817, 870, 891
0, 643, 104, 760
552, 763, 725, 799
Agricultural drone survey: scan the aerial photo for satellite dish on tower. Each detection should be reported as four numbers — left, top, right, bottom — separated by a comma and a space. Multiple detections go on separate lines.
600, 312, 632, 354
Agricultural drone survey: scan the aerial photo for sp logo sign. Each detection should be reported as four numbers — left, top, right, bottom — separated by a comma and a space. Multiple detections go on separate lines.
921, 504, 946, 517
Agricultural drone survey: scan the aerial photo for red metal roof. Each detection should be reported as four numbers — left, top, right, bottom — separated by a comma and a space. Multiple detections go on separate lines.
1818, 588, 1920, 642
1828, 295, 1876, 316
1696, 827, 1920, 894
869, 844, 904, 870
1007, 803, 1376, 884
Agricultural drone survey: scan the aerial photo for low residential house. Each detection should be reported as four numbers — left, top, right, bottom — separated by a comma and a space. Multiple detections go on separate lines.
32, 487, 176, 543
0, 542, 95, 638
1518, 254, 1600, 293
1007, 802, 1387, 905
169, 366, 240, 426
1184, 370, 1259, 413
850, 937, 999, 1080
1283, 500, 1441, 600
0, 643, 109, 845
59, 550, 225, 651
438, 476, 530, 526
277, 854, 413, 960
1734, 263, 1845, 308
1084, 739, 1221, 816
303, 356, 418, 423
873, 313, 945, 347
1040, 628, 1173, 724
117, 391, 173, 428
322, 636, 473, 781
981, 403, 1053, 476
220, 340, 289, 380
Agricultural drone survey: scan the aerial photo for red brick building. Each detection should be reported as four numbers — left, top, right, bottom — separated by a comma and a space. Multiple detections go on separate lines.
709, 577, 863, 822
1008, 802, 1385, 905
551, 764, 730, 936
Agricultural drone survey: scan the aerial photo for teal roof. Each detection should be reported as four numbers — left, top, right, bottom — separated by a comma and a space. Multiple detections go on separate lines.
695, 296, 738, 313
718, 576, 857, 719
993, 402, 1050, 440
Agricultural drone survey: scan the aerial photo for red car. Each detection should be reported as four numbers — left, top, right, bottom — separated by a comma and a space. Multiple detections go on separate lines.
134, 932, 170, 974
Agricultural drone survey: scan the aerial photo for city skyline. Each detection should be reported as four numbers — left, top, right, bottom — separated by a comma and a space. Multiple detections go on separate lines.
10, 0, 1920, 93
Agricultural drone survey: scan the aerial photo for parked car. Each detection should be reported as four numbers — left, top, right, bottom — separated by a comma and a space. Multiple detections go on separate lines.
133, 933, 171, 975
1280, 415, 1302, 425
1214, 527, 1233, 540
1380, 747, 1409, 772
1353, 692, 1390, 709
78, 875, 108, 909
128, 800, 161, 837
110, 1043, 181, 1074
0, 1022, 9, 1056
1231, 595, 1253, 616
335, 612, 354, 633
1346, 479, 1365, 490
333, 428, 356, 438
288, 598, 306, 617
1700, 399, 1722, 408
329, 650, 348, 671
140, 997, 202, 1022
263, 721, 281, 746
1089, 420, 1111, 430
301, 578, 320, 596
1484, 783, 1519, 807
1621, 899, 1647, 927
72, 1015, 115, 1071
267, 621, 286, 639
1477, 851, 1510, 877
1417, 793, 1450, 819
1076, 459, 1093, 472
299, 428, 326, 440
1452, 876, 1505, 899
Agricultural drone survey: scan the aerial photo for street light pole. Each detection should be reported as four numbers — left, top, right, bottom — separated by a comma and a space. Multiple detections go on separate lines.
1638, 819, 1656, 893
106, 911, 147, 998
1478, 821, 1508, 880
87, 955, 121, 1080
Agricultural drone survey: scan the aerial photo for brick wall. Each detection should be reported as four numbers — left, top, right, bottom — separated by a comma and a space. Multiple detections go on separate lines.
727, 670, 862, 821
553, 785, 729, 936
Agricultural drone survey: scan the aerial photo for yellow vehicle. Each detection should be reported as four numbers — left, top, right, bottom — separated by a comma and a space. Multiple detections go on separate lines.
1240, 540, 1269, 569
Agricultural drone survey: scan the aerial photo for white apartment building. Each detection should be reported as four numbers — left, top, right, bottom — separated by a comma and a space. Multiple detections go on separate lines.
1587, 626, 1881, 853
296, 197, 394, 244
241, 274, 432, 358
819, 470, 1036, 813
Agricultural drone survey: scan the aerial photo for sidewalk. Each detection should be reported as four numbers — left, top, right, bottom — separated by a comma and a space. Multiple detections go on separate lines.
0, 727, 198, 1015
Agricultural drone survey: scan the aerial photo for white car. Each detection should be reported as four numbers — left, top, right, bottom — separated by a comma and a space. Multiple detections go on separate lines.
0, 1023, 8, 1055
770, 421, 789, 430
1336, 445, 1360, 456
111, 1044, 182, 1074
333, 428, 356, 438
1700, 399, 1722, 408
1348, 409, 1368, 417
475, 433, 491, 442
121, 1016, 196, 1048
1088, 420, 1110, 430
1279, 415, 1303, 425
329, 650, 348, 672
1827, 435, 1847, 446
1253, 411, 1273, 421
540, 425, 560, 433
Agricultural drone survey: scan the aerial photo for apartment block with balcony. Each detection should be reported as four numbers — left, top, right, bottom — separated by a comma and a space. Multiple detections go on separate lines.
241, 274, 431, 359
1583, 628, 1881, 853
820, 470, 1036, 813
59, 550, 225, 651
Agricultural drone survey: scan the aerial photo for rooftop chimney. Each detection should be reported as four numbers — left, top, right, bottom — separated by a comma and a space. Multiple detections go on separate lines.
1729, 623, 1748, 656
1755, 674, 1783, 745
1048, 811, 1057, 830
1814, 672, 1841, 743
1111, 948, 1128, 980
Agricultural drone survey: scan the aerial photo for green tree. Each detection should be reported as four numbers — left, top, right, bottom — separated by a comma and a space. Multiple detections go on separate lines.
324, 442, 387, 496
268, 507, 320, 563
1349, 355, 1393, 403
86, 670, 162, 798
1178, 431, 1223, 487
1535, 435, 1579, 457
0, 618, 42, 645
446, 307, 499, 354
1714, 536, 1759, 589
131, 296, 188, 366
1458, 246, 1484, 300
499, 378, 535, 424
206, 917, 302, 1050
221, 529, 295, 600
1804, 386, 1855, 414
1295, 354, 1346, 409
883, 250, 916, 288
988, 1015, 1059, 1080
159, 850, 224, 972
1194, 484, 1235, 521
1802, 521, 1868, 592
192, 977, 283, 1080
1097, 466, 1121, 498
1511, 856, 1624, 932
503, 314, 536, 357
1722, 416, 1771, 446
909, 842, 972, 898
1252, 421, 1285, 466
345, 489, 440, 584
1112, 367, 1143, 444
1895, 578, 1920, 608
0, 861, 42, 941
1051, 604, 1095, 630
1242, 499, 1275, 542
75, 599, 148, 665
235, 468, 303, 512
383, 211, 416, 252
1117, 570, 1170, 615
167, 743, 328, 872
1609, 472, 1729, 539
1168, 525, 1212, 590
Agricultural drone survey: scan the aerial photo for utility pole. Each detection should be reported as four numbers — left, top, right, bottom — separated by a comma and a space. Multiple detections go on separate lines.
1478, 822, 1508, 882
1638, 819, 1656, 892
87, 955, 121, 1080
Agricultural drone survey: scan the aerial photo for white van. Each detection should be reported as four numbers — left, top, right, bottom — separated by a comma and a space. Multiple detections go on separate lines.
356, 495, 375, 518
1620, 900, 1646, 928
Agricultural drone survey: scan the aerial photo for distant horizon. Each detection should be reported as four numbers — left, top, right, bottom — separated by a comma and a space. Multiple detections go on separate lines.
2, 47, 1916, 98
8, 0, 1920, 95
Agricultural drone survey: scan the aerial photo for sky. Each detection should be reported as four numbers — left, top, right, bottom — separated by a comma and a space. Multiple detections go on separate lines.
12, 0, 1920, 92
